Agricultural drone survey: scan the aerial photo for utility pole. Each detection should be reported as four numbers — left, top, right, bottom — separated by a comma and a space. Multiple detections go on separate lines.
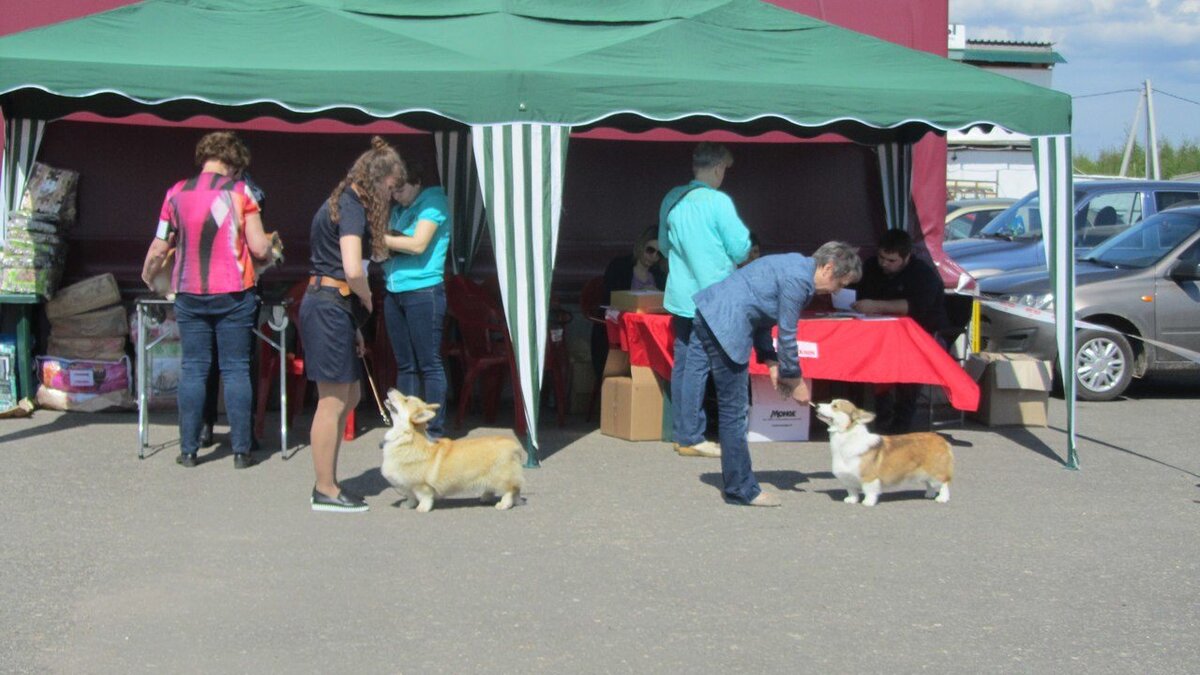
1118, 90, 1143, 178
1145, 79, 1161, 180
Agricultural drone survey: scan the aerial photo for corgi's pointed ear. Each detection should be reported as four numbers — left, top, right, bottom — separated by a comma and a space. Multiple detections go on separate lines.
426, 403, 441, 411
856, 409, 876, 424
412, 409, 436, 424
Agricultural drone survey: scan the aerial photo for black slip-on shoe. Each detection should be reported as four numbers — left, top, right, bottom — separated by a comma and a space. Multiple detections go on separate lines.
311, 488, 369, 513
233, 453, 258, 470
176, 454, 198, 468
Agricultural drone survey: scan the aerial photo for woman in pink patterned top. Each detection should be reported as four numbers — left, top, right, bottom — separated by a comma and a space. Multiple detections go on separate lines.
140, 131, 274, 469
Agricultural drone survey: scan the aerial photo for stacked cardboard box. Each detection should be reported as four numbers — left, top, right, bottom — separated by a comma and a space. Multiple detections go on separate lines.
609, 290, 666, 314
35, 273, 133, 411
599, 350, 666, 441
964, 352, 1053, 426
0, 163, 79, 299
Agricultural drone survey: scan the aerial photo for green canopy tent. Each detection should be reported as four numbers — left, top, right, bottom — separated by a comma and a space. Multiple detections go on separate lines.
0, 0, 1077, 466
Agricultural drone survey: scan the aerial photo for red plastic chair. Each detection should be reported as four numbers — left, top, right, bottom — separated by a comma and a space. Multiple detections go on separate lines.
445, 275, 526, 435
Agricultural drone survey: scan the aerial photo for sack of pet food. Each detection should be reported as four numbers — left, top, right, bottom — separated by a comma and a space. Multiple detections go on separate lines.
36, 355, 131, 395
18, 162, 80, 225
36, 386, 134, 412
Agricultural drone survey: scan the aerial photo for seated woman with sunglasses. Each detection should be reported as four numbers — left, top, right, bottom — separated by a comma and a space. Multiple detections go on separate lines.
591, 225, 669, 380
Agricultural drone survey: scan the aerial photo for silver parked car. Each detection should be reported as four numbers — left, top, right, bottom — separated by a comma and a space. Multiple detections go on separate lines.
946, 180, 1200, 281
978, 205, 1200, 400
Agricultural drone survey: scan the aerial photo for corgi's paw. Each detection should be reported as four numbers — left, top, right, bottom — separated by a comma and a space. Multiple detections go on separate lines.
843, 493, 860, 504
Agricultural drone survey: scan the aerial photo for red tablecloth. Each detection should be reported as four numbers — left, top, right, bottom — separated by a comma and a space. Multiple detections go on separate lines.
607, 311, 979, 412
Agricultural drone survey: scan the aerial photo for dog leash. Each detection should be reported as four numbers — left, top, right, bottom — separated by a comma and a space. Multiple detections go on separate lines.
361, 354, 392, 426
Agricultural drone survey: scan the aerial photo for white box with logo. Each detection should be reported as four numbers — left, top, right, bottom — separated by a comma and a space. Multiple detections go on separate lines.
747, 373, 811, 442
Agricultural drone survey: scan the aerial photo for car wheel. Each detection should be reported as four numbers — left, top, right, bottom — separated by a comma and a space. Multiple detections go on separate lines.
1073, 329, 1133, 401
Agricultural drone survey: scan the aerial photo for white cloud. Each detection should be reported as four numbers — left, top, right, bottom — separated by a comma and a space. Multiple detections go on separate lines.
950, 1, 1200, 152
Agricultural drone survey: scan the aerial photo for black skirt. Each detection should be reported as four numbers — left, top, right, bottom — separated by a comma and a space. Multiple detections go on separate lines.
298, 286, 361, 383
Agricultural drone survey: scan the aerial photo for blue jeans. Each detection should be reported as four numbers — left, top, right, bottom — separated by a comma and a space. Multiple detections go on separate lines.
383, 283, 447, 439
670, 315, 709, 447
174, 291, 258, 456
694, 312, 760, 504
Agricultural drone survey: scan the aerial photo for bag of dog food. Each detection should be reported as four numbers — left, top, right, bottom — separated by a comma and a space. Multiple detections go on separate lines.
46, 336, 128, 361
36, 355, 131, 395
0, 266, 62, 299
48, 304, 128, 338
18, 162, 80, 225
36, 386, 134, 412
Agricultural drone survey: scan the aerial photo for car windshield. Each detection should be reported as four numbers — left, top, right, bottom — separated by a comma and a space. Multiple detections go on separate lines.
977, 190, 1086, 241
1083, 211, 1200, 269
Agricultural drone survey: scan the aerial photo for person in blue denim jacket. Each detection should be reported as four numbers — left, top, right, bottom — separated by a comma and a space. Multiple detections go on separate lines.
692, 243, 862, 506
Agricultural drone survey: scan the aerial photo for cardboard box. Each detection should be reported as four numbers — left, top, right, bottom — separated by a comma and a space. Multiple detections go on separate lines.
46, 273, 121, 320
609, 290, 666, 314
964, 352, 1053, 427
599, 365, 665, 441
747, 374, 811, 442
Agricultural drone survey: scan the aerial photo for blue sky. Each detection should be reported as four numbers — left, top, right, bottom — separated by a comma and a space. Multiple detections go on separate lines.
950, 0, 1200, 157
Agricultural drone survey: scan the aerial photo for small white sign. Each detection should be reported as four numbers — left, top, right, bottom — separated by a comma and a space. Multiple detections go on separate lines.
68, 369, 96, 388
796, 341, 819, 359
948, 23, 966, 50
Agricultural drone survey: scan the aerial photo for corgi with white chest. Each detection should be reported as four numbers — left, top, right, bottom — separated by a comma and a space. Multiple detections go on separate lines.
814, 399, 953, 506
380, 389, 525, 512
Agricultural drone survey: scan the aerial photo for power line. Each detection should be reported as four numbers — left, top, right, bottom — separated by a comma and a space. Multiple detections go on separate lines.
1155, 89, 1200, 108
1072, 89, 1139, 100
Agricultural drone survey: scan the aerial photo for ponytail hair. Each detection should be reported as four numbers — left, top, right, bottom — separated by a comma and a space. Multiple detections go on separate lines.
328, 136, 406, 260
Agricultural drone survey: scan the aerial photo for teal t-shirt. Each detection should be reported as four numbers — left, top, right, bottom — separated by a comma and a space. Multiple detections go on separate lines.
382, 186, 452, 293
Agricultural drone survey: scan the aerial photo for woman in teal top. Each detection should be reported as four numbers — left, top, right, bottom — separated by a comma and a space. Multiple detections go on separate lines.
382, 159, 452, 439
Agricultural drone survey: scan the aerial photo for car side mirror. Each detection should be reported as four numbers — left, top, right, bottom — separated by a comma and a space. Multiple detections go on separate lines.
1168, 260, 1200, 281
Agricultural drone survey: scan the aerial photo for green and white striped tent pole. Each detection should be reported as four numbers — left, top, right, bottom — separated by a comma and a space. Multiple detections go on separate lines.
433, 130, 488, 275
1033, 135, 1078, 468
877, 142, 912, 231
471, 123, 570, 465
0, 116, 46, 245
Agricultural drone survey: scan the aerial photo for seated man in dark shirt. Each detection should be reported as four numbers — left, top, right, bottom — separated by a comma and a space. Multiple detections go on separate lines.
851, 229, 951, 433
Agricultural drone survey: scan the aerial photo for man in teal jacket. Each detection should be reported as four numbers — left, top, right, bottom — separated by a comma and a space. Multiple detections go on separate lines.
658, 143, 752, 458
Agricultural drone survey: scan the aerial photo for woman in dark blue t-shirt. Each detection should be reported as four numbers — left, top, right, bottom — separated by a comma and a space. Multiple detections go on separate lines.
300, 136, 405, 514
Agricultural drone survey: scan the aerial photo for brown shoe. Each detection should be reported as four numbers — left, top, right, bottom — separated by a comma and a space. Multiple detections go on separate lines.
748, 491, 781, 507
674, 440, 721, 458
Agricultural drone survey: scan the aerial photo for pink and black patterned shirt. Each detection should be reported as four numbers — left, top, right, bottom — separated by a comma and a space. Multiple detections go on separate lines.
156, 172, 261, 295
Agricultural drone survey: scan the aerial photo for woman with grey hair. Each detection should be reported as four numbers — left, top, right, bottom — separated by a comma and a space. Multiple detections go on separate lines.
690, 242, 862, 507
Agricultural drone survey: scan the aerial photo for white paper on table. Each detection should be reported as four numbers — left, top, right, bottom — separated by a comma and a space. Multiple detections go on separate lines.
832, 288, 856, 310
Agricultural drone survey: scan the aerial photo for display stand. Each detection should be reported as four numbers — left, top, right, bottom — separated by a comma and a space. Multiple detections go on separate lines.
135, 297, 291, 459
0, 293, 40, 401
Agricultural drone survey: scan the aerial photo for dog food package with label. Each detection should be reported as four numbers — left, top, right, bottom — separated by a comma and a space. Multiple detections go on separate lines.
36, 356, 131, 395
18, 162, 80, 225
0, 337, 17, 411
129, 305, 181, 345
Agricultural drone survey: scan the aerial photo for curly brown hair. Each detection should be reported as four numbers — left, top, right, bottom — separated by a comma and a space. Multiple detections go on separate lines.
194, 131, 251, 173
328, 136, 406, 260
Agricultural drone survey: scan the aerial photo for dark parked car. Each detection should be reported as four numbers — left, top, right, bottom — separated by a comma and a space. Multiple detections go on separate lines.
944, 198, 1015, 241
979, 205, 1200, 400
946, 180, 1200, 281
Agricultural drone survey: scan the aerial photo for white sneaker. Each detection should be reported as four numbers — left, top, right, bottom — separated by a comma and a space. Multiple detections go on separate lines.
675, 440, 721, 458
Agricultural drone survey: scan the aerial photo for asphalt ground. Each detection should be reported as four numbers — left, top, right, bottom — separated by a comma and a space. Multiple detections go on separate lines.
1, 373, 1197, 674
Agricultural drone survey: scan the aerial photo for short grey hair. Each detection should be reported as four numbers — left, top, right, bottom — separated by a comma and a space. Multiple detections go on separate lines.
813, 241, 862, 283
692, 142, 733, 172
